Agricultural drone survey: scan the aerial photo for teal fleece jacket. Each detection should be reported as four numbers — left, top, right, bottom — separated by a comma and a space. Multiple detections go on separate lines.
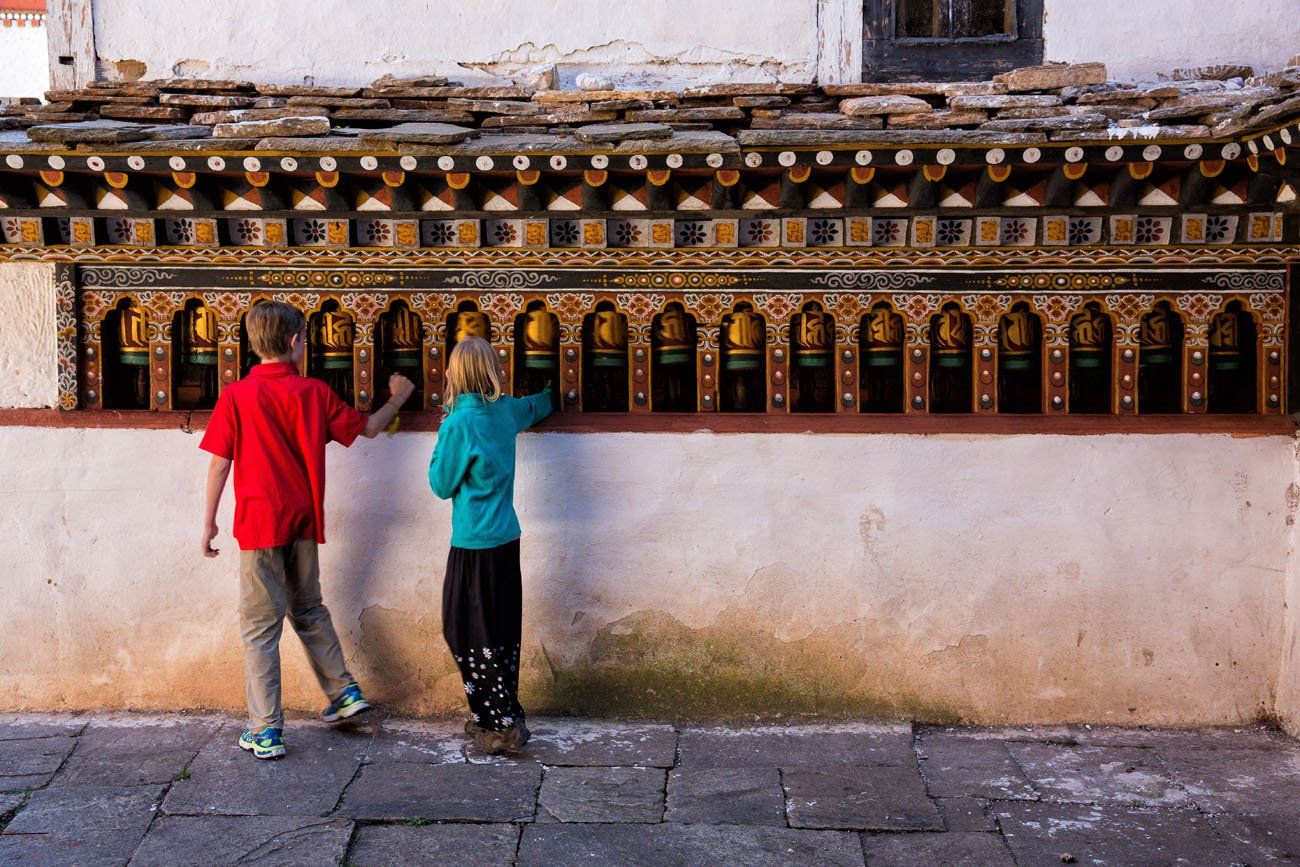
428, 390, 553, 549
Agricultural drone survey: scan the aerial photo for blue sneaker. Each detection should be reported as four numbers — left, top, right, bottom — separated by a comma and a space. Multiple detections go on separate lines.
322, 683, 371, 723
238, 727, 285, 760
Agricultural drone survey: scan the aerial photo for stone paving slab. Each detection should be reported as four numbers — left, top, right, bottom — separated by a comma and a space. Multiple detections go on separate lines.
361, 719, 466, 764
129, 815, 353, 866
1205, 809, 1300, 865
0, 736, 77, 792
1156, 744, 1300, 813
0, 794, 24, 825
538, 766, 666, 823
665, 767, 785, 826
346, 823, 523, 867
916, 734, 1038, 800
996, 802, 1241, 866
932, 797, 997, 832
677, 725, 914, 769
161, 724, 371, 817
860, 831, 1015, 866
466, 720, 678, 767
1, 784, 163, 867
0, 716, 87, 741
1007, 742, 1190, 807
335, 761, 540, 822
783, 765, 943, 831
518, 823, 866, 867
924, 723, 1292, 752
51, 719, 219, 787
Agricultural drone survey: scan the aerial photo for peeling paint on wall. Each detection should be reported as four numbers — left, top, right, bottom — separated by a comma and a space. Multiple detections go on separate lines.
0, 264, 57, 409
0, 425, 1291, 724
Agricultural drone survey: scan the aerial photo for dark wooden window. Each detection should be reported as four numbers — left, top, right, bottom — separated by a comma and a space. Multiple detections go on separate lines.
863, 0, 1044, 81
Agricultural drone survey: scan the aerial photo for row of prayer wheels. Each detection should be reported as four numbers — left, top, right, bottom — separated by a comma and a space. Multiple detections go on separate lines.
100, 295, 1263, 414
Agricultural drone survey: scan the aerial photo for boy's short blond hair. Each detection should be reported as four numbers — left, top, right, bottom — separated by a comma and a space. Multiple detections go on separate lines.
245, 302, 305, 359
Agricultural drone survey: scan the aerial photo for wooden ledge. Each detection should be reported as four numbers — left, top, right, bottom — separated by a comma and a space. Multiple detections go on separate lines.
0, 408, 1295, 437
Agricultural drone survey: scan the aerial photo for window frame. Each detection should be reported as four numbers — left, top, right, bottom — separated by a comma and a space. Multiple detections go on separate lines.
862, 0, 1044, 81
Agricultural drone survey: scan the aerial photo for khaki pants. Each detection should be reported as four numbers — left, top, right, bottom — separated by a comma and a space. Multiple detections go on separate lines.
239, 539, 352, 730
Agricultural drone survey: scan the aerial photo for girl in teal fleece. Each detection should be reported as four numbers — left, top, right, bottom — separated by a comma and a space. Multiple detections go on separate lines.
429, 335, 552, 754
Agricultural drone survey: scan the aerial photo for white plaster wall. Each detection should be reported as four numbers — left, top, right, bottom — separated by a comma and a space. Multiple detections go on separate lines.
0, 23, 48, 98
88, 0, 1300, 87
0, 425, 1291, 724
1278, 441, 1300, 737
1042, 0, 1300, 80
90, 0, 819, 88
0, 263, 57, 408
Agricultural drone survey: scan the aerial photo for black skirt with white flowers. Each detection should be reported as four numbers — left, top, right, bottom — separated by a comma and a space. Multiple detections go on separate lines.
442, 538, 525, 732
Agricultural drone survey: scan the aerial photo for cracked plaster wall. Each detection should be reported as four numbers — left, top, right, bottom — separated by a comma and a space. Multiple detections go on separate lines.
0, 263, 57, 409
86, 0, 1300, 87
1278, 443, 1300, 737
0, 420, 1291, 725
91, 0, 820, 88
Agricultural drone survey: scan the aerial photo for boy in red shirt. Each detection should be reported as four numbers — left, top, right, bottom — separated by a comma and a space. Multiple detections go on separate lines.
199, 301, 415, 759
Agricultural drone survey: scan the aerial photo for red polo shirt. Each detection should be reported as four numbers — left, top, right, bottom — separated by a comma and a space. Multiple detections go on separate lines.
199, 362, 367, 550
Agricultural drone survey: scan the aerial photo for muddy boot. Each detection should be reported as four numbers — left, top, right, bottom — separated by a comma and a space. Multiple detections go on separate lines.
474, 721, 530, 755
474, 728, 512, 755
505, 720, 530, 750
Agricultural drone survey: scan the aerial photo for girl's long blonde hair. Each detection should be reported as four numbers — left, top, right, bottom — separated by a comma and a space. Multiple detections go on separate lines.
443, 335, 502, 411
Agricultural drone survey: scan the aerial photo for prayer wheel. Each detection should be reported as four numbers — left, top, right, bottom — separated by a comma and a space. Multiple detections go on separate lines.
652, 305, 695, 412
860, 305, 903, 413
1139, 305, 1180, 413
721, 306, 765, 412
929, 306, 972, 413
792, 303, 833, 412
1069, 305, 1111, 413
997, 306, 1040, 414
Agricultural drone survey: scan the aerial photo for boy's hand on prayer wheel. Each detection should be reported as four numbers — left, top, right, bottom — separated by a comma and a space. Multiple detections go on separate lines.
388, 374, 416, 406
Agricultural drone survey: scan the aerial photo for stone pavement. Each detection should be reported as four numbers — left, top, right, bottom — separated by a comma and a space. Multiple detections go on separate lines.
0, 714, 1298, 866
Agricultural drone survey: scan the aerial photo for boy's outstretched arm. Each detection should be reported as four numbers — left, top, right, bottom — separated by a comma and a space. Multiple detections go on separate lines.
201, 455, 232, 558
361, 374, 417, 438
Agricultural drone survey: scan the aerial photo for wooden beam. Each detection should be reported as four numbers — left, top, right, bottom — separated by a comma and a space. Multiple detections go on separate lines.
47, 0, 96, 91
816, 0, 864, 85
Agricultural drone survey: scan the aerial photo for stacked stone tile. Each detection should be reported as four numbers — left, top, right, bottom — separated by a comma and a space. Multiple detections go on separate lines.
2, 61, 1299, 149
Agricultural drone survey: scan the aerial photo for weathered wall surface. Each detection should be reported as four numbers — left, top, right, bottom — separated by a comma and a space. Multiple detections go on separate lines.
87, 0, 1300, 87
90, 0, 819, 88
0, 23, 48, 98
0, 263, 57, 409
0, 425, 1291, 725
1042, 0, 1300, 82
1278, 441, 1300, 737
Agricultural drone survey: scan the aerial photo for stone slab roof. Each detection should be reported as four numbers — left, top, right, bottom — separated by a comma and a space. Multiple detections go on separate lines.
2, 62, 1300, 155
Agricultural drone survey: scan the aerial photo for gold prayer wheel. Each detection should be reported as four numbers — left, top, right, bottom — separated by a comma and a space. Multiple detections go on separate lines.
723, 309, 764, 371
314, 309, 355, 370
454, 310, 490, 343
654, 306, 692, 366
793, 304, 832, 369
382, 304, 423, 369
1209, 310, 1243, 370
522, 308, 559, 370
1070, 306, 1110, 369
931, 307, 969, 368
117, 303, 150, 366
862, 307, 903, 367
998, 308, 1038, 370
589, 309, 628, 368
1140, 307, 1173, 364
183, 305, 218, 366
